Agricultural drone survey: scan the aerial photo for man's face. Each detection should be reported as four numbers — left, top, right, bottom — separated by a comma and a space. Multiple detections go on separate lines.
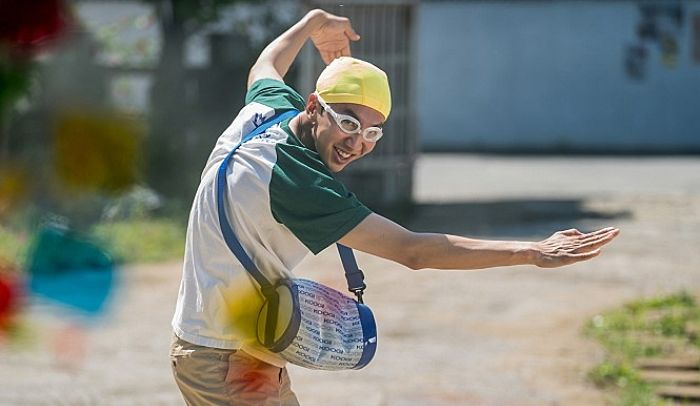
311, 98, 385, 173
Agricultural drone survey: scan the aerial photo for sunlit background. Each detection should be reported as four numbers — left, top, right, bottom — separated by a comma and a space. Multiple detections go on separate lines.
1, 0, 699, 405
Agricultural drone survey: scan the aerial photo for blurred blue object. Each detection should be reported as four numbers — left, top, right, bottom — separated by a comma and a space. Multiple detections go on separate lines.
27, 224, 115, 316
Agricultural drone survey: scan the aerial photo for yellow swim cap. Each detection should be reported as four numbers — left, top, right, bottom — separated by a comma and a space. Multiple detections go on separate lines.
315, 57, 392, 121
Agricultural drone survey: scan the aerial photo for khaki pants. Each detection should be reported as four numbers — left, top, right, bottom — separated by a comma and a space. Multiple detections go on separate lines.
170, 334, 300, 406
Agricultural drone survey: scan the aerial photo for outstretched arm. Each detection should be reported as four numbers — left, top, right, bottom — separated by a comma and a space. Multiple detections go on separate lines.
247, 9, 360, 88
339, 213, 619, 270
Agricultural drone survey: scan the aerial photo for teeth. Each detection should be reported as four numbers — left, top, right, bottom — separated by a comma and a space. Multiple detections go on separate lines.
335, 147, 351, 159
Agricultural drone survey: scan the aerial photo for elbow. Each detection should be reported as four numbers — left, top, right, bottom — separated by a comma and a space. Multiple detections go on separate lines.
405, 256, 427, 271
393, 232, 430, 271
399, 232, 445, 271
405, 260, 423, 271
399, 245, 426, 271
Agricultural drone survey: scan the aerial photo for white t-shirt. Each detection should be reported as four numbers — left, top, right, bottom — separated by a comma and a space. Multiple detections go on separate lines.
171, 79, 371, 367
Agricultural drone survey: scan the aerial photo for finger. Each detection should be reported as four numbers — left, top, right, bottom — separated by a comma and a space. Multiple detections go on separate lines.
345, 25, 361, 41
340, 46, 351, 57
565, 249, 601, 263
579, 228, 620, 245
560, 228, 583, 236
572, 235, 616, 253
576, 229, 620, 246
581, 227, 618, 238
321, 51, 334, 65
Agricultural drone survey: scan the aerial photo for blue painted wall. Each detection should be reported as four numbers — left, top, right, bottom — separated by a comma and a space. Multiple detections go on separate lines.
416, 1, 700, 152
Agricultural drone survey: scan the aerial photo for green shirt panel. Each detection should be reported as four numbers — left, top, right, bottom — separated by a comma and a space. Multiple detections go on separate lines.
270, 143, 372, 254
245, 79, 306, 114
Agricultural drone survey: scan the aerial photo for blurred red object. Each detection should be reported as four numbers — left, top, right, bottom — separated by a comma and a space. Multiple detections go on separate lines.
0, 0, 72, 54
0, 262, 22, 333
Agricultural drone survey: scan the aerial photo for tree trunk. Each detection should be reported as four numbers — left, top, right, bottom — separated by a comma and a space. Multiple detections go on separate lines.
148, 0, 191, 202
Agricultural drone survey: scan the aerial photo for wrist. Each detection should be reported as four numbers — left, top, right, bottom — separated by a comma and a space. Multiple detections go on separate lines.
516, 242, 541, 266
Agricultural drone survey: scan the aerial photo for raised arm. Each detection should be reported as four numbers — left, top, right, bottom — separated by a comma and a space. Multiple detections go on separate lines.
339, 213, 619, 270
247, 9, 360, 88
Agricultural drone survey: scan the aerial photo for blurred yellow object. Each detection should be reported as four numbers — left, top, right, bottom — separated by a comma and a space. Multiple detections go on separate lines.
225, 282, 264, 343
53, 111, 143, 194
0, 164, 29, 218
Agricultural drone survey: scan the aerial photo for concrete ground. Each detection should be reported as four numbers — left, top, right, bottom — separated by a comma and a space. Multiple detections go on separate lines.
1, 154, 699, 405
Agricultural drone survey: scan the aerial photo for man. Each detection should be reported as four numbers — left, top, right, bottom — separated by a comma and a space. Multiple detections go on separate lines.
170, 8, 619, 405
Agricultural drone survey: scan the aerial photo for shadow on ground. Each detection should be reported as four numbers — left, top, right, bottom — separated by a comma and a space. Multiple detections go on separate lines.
387, 199, 632, 238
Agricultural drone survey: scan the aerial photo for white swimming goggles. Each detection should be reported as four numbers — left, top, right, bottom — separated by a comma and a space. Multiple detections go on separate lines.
315, 93, 384, 142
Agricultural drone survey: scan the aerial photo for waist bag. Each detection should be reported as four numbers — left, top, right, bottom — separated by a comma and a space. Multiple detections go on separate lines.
216, 109, 378, 370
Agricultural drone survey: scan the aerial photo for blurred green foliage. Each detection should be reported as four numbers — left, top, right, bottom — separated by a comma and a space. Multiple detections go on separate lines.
91, 217, 185, 264
0, 57, 31, 114
0, 214, 185, 267
585, 292, 700, 406
0, 223, 30, 268
588, 361, 662, 406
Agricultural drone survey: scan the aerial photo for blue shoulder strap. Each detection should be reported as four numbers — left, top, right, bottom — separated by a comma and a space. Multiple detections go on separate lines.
337, 244, 367, 301
216, 109, 367, 298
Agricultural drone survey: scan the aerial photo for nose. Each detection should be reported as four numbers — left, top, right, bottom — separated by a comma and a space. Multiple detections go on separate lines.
343, 132, 364, 152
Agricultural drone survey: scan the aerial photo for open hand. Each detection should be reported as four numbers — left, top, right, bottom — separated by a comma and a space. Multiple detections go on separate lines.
534, 227, 620, 268
310, 11, 360, 64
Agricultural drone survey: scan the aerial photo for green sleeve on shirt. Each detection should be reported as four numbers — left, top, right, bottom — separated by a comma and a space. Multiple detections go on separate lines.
245, 79, 306, 113
270, 143, 372, 254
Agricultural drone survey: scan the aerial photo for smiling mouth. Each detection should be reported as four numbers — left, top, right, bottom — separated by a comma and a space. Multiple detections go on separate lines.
334, 146, 353, 161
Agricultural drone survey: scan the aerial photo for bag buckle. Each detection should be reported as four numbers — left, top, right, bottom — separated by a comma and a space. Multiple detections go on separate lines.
350, 284, 366, 304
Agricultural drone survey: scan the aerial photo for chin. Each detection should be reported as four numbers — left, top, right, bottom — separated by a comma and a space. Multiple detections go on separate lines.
322, 154, 349, 173
329, 164, 345, 173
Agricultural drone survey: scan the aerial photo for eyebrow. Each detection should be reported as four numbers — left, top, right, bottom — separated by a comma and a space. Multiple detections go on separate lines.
338, 108, 383, 128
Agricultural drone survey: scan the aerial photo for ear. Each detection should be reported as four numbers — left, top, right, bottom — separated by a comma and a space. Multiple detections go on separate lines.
305, 93, 320, 122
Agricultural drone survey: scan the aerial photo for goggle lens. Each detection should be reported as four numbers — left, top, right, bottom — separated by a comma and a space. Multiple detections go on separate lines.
363, 128, 383, 142
340, 119, 360, 132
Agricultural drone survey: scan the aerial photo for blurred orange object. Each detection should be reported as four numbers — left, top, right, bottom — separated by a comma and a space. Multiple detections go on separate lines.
53, 111, 143, 194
